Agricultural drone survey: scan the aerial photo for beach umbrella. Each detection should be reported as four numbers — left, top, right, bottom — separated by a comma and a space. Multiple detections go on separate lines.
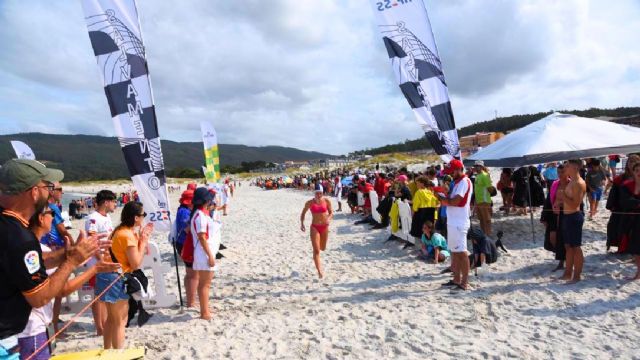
465, 113, 640, 167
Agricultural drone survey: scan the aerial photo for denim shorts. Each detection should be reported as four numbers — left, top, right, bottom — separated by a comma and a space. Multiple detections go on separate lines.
95, 272, 128, 303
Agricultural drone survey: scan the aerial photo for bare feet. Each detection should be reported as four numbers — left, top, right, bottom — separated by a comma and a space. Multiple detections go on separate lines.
566, 277, 581, 284
557, 273, 572, 281
200, 312, 212, 320
318, 271, 324, 279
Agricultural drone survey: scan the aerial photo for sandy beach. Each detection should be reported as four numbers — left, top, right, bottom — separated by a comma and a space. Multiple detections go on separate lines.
54, 181, 640, 359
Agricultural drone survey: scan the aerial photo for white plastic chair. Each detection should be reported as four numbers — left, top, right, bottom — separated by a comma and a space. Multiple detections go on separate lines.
369, 190, 381, 223
397, 200, 414, 244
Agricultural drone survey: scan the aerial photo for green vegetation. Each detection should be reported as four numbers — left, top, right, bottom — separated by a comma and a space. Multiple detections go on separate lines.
0, 133, 330, 181
356, 107, 640, 156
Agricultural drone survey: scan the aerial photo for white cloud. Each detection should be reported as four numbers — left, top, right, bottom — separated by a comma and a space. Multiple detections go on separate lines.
0, 0, 638, 155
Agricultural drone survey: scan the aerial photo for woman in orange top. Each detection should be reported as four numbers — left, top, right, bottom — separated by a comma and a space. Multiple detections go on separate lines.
96, 201, 152, 349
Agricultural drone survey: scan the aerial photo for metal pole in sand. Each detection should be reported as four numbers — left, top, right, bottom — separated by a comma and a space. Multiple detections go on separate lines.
170, 218, 185, 309
525, 167, 536, 243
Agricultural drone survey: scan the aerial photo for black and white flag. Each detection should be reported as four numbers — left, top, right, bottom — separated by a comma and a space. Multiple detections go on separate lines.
82, 0, 171, 231
371, 0, 461, 160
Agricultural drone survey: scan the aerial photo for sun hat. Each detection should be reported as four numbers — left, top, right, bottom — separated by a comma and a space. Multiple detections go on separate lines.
179, 190, 194, 205
0, 159, 64, 195
396, 174, 408, 182
474, 160, 485, 167
314, 184, 324, 193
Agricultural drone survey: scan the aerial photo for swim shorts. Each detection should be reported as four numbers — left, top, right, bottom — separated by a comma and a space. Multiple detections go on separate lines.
447, 223, 469, 253
562, 212, 584, 248
590, 187, 603, 201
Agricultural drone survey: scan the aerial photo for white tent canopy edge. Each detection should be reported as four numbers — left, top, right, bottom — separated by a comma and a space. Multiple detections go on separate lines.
465, 113, 640, 168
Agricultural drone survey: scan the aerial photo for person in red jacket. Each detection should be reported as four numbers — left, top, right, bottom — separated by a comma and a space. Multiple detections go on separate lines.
374, 173, 388, 199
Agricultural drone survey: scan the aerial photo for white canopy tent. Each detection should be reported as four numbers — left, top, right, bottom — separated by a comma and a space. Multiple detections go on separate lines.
465, 112, 640, 242
465, 113, 640, 167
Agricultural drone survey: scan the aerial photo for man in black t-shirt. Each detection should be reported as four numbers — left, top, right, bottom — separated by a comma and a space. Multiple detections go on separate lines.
0, 159, 98, 341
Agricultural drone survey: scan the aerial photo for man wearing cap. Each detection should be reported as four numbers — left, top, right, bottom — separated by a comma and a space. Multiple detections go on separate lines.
0, 159, 99, 342
473, 161, 493, 236
436, 159, 473, 291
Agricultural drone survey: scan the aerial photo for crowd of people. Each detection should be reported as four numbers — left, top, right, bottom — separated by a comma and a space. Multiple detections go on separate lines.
1, 152, 638, 357
287, 154, 639, 290
0, 157, 236, 358
67, 191, 140, 220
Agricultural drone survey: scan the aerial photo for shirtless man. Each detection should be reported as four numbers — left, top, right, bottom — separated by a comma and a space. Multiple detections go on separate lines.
300, 184, 334, 278
557, 159, 586, 283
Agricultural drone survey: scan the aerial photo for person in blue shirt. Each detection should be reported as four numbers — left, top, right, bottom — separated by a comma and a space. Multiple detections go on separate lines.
542, 163, 559, 193
174, 190, 196, 308
418, 220, 450, 264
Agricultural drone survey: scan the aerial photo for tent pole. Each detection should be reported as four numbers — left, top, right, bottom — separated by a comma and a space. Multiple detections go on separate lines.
526, 171, 535, 243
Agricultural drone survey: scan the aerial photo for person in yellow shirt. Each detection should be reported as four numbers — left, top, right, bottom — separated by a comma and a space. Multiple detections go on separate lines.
409, 176, 440, 239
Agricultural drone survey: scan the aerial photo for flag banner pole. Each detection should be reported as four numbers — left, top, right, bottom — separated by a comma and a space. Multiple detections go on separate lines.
82, 0, 183, 306
370, 0, 461, 161
10, 140, 36, 160
201, 121, 221, 184
82, 0, 171, 231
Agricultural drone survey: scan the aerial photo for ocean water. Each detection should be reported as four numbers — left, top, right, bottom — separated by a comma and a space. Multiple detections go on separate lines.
61, 192, 93, 210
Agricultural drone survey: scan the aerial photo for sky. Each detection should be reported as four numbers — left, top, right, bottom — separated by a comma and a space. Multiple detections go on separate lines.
1, 0, 639, 155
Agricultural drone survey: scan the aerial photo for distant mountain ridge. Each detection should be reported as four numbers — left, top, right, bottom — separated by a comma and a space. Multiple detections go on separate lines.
0, 133, 331, 181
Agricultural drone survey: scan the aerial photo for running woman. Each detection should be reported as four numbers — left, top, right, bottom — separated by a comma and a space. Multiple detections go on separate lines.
300, 184, 334, 279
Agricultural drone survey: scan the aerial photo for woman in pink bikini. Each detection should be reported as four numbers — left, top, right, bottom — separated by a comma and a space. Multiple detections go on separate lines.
300, 184, 334, 278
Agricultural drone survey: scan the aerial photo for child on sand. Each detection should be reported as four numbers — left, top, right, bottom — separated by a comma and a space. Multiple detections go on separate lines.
418, 221, 449, 264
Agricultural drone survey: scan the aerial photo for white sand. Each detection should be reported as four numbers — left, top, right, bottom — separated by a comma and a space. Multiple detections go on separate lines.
54, 181, 640, 359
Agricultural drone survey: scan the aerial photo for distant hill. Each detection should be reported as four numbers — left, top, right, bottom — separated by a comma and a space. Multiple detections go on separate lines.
0, 133, 331, 181
355, 107, 640, 156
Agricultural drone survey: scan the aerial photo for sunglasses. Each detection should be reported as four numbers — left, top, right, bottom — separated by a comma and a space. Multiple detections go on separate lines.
136, 212, 147, 217
42, 210, 54, 216
35, 183, 56, 192
53, 187, 63, 192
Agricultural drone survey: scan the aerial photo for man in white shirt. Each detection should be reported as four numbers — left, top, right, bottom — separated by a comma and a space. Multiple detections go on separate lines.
84, 190, 116, 336
437, 160, 473, 291
334, 176, 343, 212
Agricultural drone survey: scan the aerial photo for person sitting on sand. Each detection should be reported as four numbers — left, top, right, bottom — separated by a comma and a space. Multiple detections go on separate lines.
418, 220, 449, 264
409, 177, 439, 241
300, 184, 334, 279
347, 186, 358, 214
557, 159, 586, 284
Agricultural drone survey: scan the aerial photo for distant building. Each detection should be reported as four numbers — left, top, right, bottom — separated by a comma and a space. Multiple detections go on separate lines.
459, 132, 505, 153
